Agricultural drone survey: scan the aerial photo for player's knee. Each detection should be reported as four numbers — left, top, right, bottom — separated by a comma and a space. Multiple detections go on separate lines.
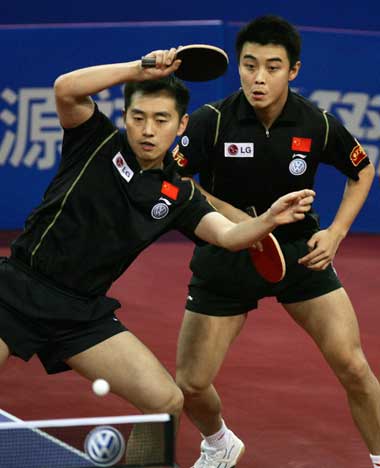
164, 387, 184, 417
146, 386, 184, 417
334, 351, 372, 391
176, 371, 209, 398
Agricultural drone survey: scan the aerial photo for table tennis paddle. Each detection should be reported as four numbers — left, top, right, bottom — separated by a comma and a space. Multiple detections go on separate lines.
141, 44, 229, 81
248, 233, 286, 283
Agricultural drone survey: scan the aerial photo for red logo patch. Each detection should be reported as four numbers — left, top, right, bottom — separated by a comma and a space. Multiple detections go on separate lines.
227, 144, 239, 155
350, 144, 367, 167
291, 137, 312, 152
172, 145, 188, 168
161, 181, 179, 200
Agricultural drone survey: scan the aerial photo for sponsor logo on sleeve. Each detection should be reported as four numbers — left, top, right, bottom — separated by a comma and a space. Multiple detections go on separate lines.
350, 144, 368, 166
172, 144, 188, 167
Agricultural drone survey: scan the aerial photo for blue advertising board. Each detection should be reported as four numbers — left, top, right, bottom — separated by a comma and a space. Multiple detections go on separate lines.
2, 0, 380, 32
0, 22, 379, 232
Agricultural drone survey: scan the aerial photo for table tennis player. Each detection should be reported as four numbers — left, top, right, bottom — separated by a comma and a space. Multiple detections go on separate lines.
0, 47, 314, 432
173, 16, 378, 468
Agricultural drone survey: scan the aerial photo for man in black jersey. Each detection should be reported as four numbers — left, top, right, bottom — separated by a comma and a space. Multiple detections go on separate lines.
0, 47, 314, 427
173, 17, 379, 467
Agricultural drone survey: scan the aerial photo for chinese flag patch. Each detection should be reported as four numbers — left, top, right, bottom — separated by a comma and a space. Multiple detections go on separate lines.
350, 144, 367, 167
161, 181, 179, 200
291, 137, 312, 152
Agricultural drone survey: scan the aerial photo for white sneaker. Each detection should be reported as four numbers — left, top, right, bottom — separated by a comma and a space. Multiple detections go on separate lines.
192, 430, 245, 468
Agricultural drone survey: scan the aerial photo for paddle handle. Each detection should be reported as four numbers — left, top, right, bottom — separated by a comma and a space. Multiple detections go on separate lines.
141, 56, 156, 68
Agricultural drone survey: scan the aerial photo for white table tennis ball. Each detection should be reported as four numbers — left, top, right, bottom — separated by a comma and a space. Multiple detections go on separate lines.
92, 378, 110, 396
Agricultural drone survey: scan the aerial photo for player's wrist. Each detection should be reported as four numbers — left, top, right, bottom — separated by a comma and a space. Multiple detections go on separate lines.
261, 209, 278, 230
327, 224, 348, 240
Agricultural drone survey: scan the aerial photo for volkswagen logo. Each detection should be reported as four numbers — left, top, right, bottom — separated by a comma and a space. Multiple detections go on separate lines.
151, 202, 169, 219
289, 158, 307, 176
84, 426, 125, 467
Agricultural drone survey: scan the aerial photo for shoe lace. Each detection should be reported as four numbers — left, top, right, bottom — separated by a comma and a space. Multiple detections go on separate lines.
196, 445, 229, 467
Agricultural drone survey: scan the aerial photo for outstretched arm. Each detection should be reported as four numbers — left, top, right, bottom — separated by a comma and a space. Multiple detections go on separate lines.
54, 48, 181, 129
194, 189, 315, 251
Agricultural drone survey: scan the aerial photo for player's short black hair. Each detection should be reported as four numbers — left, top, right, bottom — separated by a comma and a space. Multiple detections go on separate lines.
124, 75, 190, 118
235, 15, 302, 67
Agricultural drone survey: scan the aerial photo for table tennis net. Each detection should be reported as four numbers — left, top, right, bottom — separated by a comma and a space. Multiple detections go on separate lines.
0, 413, 177, 468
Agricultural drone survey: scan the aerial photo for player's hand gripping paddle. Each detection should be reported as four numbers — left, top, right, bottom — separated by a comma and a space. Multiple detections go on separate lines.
141, 44, 229, 81
248, 233, 286, 283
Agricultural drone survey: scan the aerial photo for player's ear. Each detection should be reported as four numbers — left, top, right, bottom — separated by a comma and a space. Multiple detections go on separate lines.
177, 113, 189, 136
289, 61, 301, 82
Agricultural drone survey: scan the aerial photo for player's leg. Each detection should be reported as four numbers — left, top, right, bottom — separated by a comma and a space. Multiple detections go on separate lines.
66, 331, 183, 418
66, 331, 183, 466
176, 309, 246, 467
176, 309, 246, 433
284, 288, 380, 454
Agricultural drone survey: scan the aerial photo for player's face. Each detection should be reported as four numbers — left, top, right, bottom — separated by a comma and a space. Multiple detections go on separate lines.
125, 91, 188, 169
238, 42, 300, 122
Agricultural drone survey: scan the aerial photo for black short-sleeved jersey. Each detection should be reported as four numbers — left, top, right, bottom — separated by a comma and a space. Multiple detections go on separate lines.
11, 105, 214, 296
174, 89, 370, 242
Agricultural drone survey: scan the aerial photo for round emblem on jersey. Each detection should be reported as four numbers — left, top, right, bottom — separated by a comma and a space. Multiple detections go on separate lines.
84, 426, 125, 467
227, 144, 239, 156
115, 156, 124, 168
151, 203, 169, 219
181, 135, 189, 147
289, 158, 307, 176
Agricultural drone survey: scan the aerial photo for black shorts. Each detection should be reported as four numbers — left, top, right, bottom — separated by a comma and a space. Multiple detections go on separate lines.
185, 238, 342, 316
0, 258, 127, 374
